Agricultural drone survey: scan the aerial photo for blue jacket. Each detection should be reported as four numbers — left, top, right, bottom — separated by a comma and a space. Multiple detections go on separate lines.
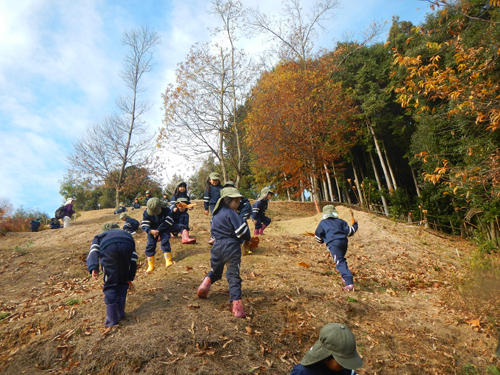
170, 191, 191, 204
291, 363, 357, 375
237, 197, 251, 221
315, 218, 358, 246
204, 184, 223, 210
123, 217, 139, 232
49, 221, 62, 229
132, 203, 141, 210
251, 199, 268, 220
86, 229, 137, 280
211, 206, 251, 243
145, 196, 152, 204
30, 220, 41, 231
140, 207, 175, 234
114, 206, 128, 214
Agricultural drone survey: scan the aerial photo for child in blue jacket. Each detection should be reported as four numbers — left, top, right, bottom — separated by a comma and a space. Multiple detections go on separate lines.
204, 172, 223, 244
120, 213, 139, 234
86, 223, 137, 327
114, 202, 128, 215
197, 187, 251, 318
131, 198, 141, 210
169, 197, 196, 244
30, 219, 41, 232
251, 187, 274, 235
315, 205, 358, 291
170, 181, 193, 234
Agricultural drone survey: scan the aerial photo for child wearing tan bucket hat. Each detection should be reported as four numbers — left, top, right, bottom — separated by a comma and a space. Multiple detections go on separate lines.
291, 323, 363, 374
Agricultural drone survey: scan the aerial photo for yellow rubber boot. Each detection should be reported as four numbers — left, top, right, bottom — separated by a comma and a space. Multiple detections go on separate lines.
146, 256, 155, 273
164, 252, 174, 268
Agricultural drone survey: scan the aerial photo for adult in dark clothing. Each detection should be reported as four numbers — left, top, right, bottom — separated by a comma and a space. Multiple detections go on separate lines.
290, 323, 363, 375
114, 202, 128, 215
30, 219, 41, 232
131, 198, 141, 210
49, 218, 62, 229
251, 187, 274, 235
86, 223, 137, 327
120, 213, 139, 234
169, 198, 196, 244
63, 198, 76, 228
197, 188, 250, 318
141, 198, 187, 272
315, 205, 358, 291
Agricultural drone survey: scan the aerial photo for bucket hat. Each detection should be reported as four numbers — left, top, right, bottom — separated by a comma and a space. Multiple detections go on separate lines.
322, 205, 339, 220
100, 222, 120, 234
224, 181, 235, 187
147, 197, 163, 216
209, 172, 220, 180
119, 213, 129, 219
258, 187, 274, 200
212, 187, 243, 215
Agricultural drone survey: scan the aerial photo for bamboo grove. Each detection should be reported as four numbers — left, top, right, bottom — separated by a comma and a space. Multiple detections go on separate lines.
160, 0, 500, 247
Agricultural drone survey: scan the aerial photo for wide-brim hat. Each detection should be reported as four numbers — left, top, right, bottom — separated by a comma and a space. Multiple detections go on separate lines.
212, 187, 243, 216
119, 213, 129, 219
100, 222, 120, 234
322, 205, 339, 220
209, 172, 220, 180
147, 197, 163, 216
259, 187, 274, 200
65, 198, 75, 205
301, 323, 363, 370
175, 197, 189, 204
224, 181, 235, 187
145, 190, 151, 194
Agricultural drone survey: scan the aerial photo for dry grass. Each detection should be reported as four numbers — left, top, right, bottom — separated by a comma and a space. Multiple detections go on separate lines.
0, 202, 499, 374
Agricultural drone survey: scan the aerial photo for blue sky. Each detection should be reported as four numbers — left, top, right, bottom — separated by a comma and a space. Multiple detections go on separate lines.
0, 0, 432, 216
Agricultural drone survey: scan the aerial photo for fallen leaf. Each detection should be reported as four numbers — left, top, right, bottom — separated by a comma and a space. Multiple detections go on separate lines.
297, 262, 310, 268
465, 319, 481, 328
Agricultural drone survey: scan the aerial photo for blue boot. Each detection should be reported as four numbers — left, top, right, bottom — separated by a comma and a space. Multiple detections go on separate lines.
105, 303, 120, 327
118, 297, 126, 321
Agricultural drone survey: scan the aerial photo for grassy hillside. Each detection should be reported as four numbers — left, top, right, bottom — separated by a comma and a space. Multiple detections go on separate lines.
0, 202, 499, 374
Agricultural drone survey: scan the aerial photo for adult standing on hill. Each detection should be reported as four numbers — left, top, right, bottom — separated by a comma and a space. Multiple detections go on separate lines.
63, 198, 75, 228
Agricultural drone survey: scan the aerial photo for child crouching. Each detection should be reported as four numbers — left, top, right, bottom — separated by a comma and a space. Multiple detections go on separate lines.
197, 187, 250, 318
120, 213, 139, 235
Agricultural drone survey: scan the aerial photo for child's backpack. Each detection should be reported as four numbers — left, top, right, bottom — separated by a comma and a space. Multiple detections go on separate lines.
54, 206, 66, 220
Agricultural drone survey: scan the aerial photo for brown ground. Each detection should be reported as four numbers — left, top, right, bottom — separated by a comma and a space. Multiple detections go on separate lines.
0, 202, 499, 374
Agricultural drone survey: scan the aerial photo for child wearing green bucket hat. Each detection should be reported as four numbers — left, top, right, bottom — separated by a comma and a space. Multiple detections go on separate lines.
203, 172, 223, 245
197, 187, 251, 318
251, 187, 274, 235
291, 323, 363, 374
315, 205, 358, 291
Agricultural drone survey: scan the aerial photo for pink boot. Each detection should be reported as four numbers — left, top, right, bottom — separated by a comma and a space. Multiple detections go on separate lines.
259, 224, 267, 235
232, 299, 246, 318
253, 229, 260, 236
181, 230, 196, 244
197, 277, 212, 298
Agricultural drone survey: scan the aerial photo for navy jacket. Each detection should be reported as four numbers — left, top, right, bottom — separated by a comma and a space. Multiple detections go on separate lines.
237, 197, 251, 221
114, 206, 128, 214
211, 206, 251, 243
315, 218, 358, 246
251, 199, 268, 220
145, 196, 152, 204
140, 207, 175, 234
291, 363, 357, 375
123, 217, 139, 232
204, 184, 223, 210
170, 191, 191, 204
49, 221, 62, 229
86, 229, 137, 280
30, 220, 41, 231
132, 203, 141, 209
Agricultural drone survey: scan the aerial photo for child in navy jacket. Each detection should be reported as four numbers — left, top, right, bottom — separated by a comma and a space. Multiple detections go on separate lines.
197, 187, 251, 318
170, 181, 193, 234
86, 223, 137, 327
169, 197, 196, 244
30, 219, 41, 232
203, 172, 223, 215
131, 198, 141, 210
251, 187, 274, 235
114, 202, 128, 215
315, 205, 358, 291
120, 213, 139, 234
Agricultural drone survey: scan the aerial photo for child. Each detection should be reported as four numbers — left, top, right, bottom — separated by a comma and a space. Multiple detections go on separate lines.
86, 223, 137, 327
170, 198, 196, 244
141, 197, 185, 272
144, 190, 152, 204
162, 193, 169, 203
251, 187, 274, 235
224, 181, 252, 253
49, 218, 62, 229
63, 198, 75, 228
170, 181, 193, 234
114, 202, 128, 215
131, 198, 141, 210
203, 172, 223, 245
290, 323, 363, 374
197, 187, 251, 318
315, 205, 358, 291
30, 218, 41, 232
120, 213, 139, 235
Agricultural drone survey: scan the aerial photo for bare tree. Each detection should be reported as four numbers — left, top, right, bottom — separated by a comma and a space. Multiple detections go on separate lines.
68, 27, 160, 207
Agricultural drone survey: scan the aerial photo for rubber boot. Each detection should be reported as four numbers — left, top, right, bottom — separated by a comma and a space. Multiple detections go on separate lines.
164, 252, 174, 268
259, 224, 267, 235
232, 299, 246, 318
146, 256, 155, 273
105, 303, 120, 327
118, 296, 126, 321
254, 228, 260, 236
181, 230, 196, 244
197, 277, 212, 298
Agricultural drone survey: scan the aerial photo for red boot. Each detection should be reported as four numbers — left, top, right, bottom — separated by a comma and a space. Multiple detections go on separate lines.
254, 228, 260, 236
232, 299, 246, 318
259, 224, 267, 235
181, 230, 196, 244
197, 277, 211, 298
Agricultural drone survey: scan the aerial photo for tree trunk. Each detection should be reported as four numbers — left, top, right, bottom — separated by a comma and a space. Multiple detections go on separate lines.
344, 185, 352, 204
410, 164, 421, 197
321, 178, 329, 201
367, 120, 393, 191
310, 176, 321, 204
369, 152, 389, 216
331, 164, 342, 203
351, 160, 363, 205
324, 164, 334, 202
284, 173, 291, 201
382, 140, 397, 190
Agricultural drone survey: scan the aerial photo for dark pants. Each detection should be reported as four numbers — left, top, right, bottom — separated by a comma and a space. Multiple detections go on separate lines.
207, 238, 242, 302
328, 239, 353, 285
254, 216, 271, 229
178, 212, 190, 230
101, 242, 134, 305
30, 228, 38, 232
145, 232, 171, 257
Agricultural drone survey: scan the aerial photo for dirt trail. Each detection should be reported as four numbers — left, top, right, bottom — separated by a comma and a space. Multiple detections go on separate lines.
0, 202, 498, 374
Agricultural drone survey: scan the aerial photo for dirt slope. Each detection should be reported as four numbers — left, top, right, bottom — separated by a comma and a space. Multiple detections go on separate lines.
0, 202, 499, 374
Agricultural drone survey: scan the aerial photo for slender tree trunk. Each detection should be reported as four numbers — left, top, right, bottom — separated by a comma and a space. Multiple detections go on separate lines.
410, 164, 421, 197
331, 164, 342, 203
367, 120, 393, 191
324, 164, 334, 202
218, 48, 227, 182
322, 178, 329, 201
283, 173, 291, 201
382, 140, 397, 190
369, 152, 389, 216
344, 185, 352, 204
351, 160, 363, 205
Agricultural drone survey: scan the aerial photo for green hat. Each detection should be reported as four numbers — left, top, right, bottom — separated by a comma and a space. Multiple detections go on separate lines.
145, 190, 151, 194
175, 197, 189, 204
119, 202, 125, 206
322, 205, 339, 220
100, 222, 120, 234
212, 187, 243, 215
175, 181, 187, 189
301, 323, 363, 370
224, 181, 235, 187
209, 172, 220, 180
147, 197, 163, 216
119, 213, 129, 219
259, 187, 274, 200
